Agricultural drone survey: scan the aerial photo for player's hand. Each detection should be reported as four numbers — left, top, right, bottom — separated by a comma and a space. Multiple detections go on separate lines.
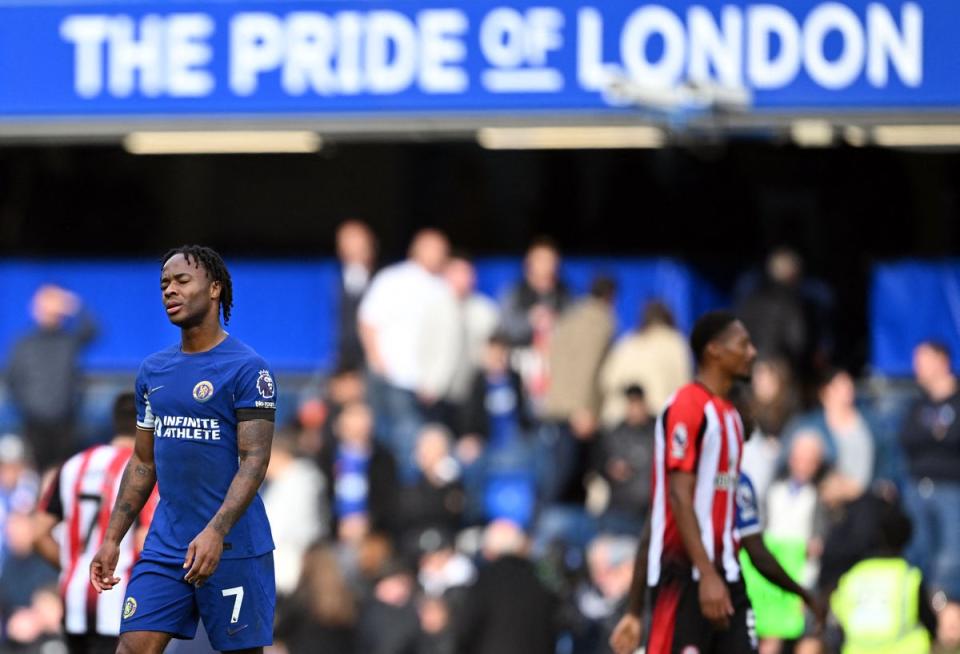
698, 569, 734, 630
90, 540, 121, 593
609, 612, 643, 654
802, 591, 828, 634
183, 526, 224, 587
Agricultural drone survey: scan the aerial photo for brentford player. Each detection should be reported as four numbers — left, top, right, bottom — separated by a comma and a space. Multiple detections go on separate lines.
36, 392, 157, 654
646, 310, 757, 654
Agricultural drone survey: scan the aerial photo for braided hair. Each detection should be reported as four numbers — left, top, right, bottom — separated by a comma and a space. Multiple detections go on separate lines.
161, 245, 233, 324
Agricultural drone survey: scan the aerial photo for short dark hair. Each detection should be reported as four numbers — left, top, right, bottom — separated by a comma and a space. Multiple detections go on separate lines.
448, 249, 474, 264
331, 364, 363, 379
641, 300, 676, 329
590, 276, 617, 301
488, 330, 512, 349
112, 392, 138, 436
624, 384, 645, 399
690, 310, 738, 364
527, 235, 560, 255
877, 499, 913, 553
919, 339, 952, 361
161, 245, 233, 324
817, 366, 851, 390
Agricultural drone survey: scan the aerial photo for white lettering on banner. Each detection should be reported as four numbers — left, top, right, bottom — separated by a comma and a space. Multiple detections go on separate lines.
418, 10, 469, 93
585, 2, 922, 92
230, 9, 468, 96
167, 14, 215, 97
59, 3, 925, 102
231, 13, 284, 96
366, 11, 418, 94
480, 7, 564, 92
60, 14, 214, 98
282, 13, 336, 96
336, 12, 364, 94
620, 6, 686, 88
804, 3, 866, 90
747, 4, 802, 89
577, 7, 617, 92
688, 6, 742, 88
106, 15, 164, 97
60, 16, 110, 98
867, 2, 922, 87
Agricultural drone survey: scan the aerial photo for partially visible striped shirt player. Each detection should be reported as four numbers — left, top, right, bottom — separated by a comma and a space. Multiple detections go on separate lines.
36, 392, 157, 654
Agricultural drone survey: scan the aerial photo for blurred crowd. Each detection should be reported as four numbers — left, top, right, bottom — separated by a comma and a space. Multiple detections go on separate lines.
0, 226, 958, 654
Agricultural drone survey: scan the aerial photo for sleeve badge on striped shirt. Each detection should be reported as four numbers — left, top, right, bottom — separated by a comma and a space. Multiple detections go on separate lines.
671, 423, 688, 460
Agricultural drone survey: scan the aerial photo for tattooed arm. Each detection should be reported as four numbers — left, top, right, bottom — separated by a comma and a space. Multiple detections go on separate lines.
90, 427, 157, 593
182, 418, 273, 586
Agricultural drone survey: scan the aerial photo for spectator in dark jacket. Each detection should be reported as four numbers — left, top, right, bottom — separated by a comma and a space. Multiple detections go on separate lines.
458, 333, 534, 464
358, 561, 421, 654
456, 520, 557, 654
594, 385, 654, 535
457, 335, 536, 525
899, 340, 960, 603
498, 237, 570, 348
335, 219, 377, 371
6, 285, 97, 471
275, 543, 358, 654
397, 425, 465, 557
569, 534, 637, 654
320, 400, 400, 544
735, 248, 834, 381
818, 486, 899, 595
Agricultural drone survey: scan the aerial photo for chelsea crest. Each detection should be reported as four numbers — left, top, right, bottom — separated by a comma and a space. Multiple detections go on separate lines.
193, 381, 214, 402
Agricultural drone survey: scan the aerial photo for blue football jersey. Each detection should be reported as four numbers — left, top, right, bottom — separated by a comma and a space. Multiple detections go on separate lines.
134, 335, 276, 563
735, 472, 763, 539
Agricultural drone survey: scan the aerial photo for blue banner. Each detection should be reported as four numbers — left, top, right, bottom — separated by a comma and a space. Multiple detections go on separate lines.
871, 261, 960, 377
0, 0, 953, 120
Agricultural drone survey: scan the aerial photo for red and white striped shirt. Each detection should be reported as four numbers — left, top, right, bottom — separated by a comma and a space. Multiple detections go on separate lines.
647, 382, 745, 586
39, 444, 157, 636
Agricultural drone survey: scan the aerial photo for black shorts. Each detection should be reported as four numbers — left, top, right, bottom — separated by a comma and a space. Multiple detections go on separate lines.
647, 570, 758, 654
65, 633, 118, 654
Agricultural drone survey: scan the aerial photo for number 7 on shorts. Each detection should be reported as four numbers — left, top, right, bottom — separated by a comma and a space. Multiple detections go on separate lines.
222, 586, 244, 624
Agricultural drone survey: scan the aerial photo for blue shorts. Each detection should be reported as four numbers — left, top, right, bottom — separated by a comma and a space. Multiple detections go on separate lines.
119, 552, 275, 651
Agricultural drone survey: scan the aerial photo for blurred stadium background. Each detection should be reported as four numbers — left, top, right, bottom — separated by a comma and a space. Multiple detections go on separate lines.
2, 0, 960, 653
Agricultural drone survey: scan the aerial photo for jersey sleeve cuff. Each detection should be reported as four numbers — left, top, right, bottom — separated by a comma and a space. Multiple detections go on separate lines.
738, 525, 763, 538
236, 408, 276, 422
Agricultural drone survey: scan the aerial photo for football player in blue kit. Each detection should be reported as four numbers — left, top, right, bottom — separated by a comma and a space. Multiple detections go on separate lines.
89, 245, 277, 654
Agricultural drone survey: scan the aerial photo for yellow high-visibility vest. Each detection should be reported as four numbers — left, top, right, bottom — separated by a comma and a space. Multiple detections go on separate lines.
830, 557, 930, 654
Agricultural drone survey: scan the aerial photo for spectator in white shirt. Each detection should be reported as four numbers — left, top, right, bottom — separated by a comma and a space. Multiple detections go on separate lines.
418, 255, 500, 422
359, 229, 451, 482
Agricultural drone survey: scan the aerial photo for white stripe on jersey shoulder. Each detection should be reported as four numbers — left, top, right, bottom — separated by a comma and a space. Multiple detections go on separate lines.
647, 408, 668, 587
137, 394, 156, 430
692, 401, 723, 581
721, 409, 742, 582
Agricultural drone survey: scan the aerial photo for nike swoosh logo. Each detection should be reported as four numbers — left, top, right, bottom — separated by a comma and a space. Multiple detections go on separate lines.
226, 624, 248, 636
148, 386, 165, 395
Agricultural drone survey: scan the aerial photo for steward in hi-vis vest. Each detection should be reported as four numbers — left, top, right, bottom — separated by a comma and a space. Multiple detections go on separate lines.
831, 558, 929, 654
829, 499, 936, 654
